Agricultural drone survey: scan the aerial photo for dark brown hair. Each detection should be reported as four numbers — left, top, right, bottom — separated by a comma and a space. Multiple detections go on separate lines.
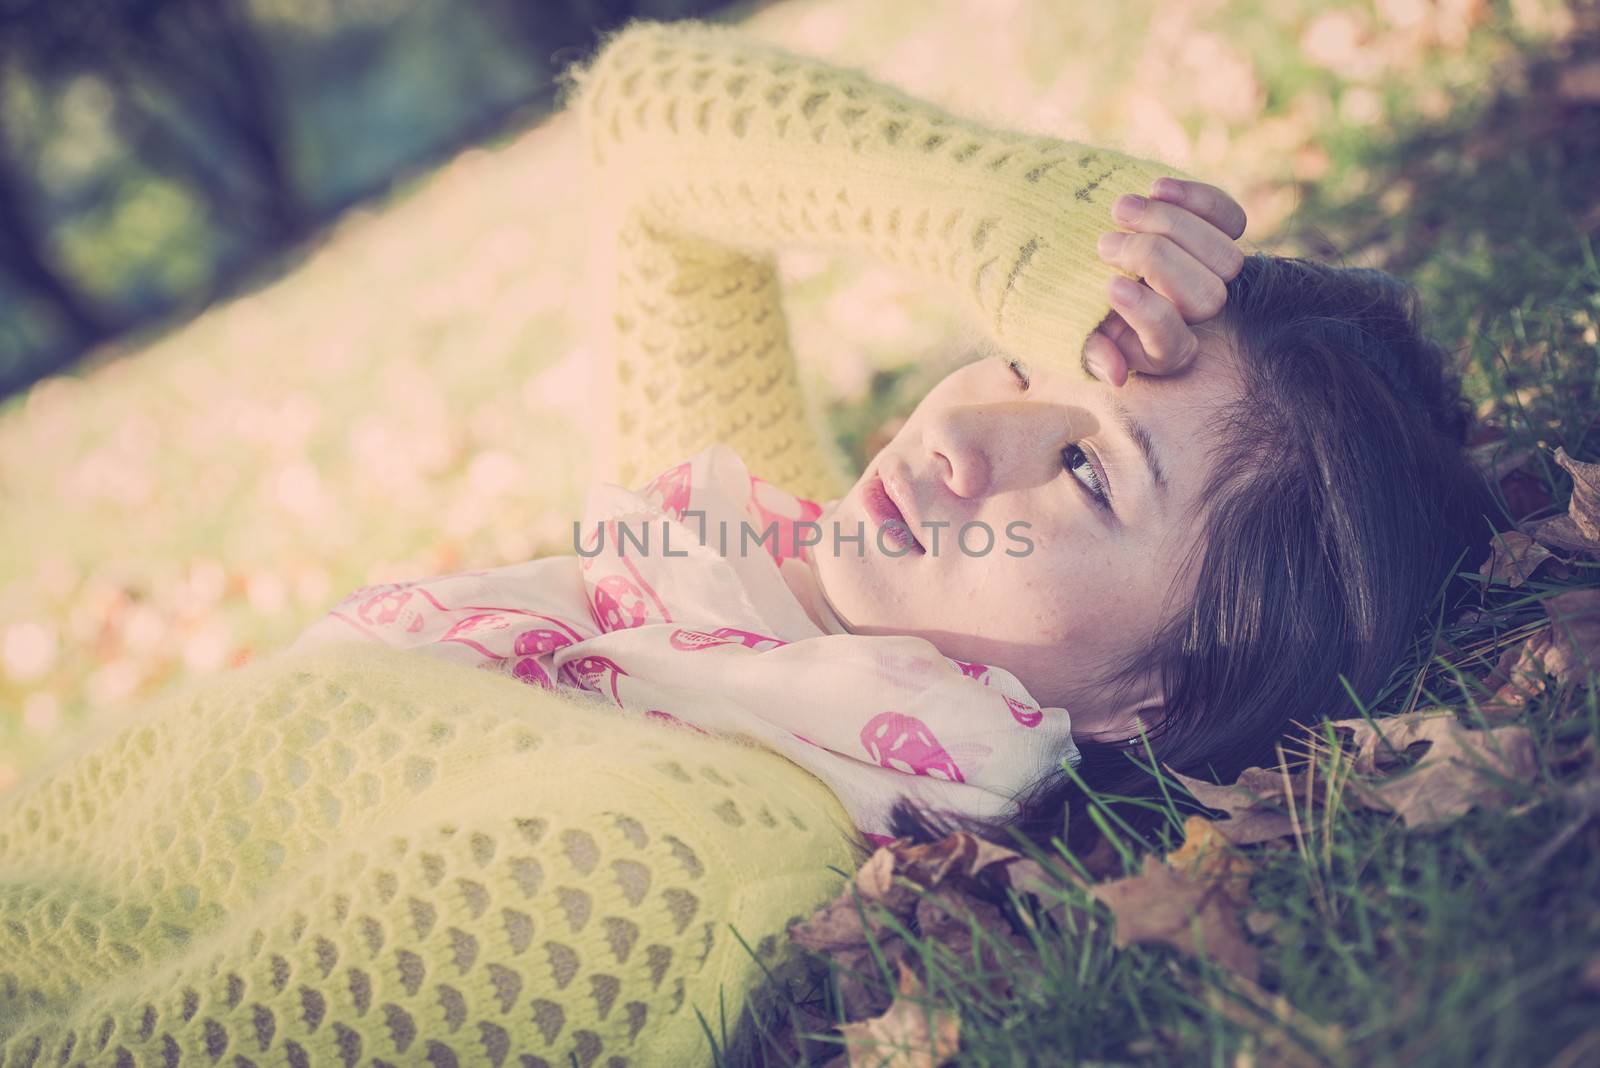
887, 252, 1507, 857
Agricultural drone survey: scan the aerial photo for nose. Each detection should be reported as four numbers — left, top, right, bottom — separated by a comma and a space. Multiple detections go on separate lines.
920, 400, 1088, 499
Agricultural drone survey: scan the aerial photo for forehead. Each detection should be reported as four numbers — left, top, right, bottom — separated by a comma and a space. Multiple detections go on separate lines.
1121, 330, 1249, 542
1122, 328, 1246, 425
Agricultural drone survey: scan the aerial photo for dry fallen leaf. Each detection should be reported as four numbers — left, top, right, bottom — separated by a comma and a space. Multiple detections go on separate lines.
914, 888, 1035, 981
1168, 766, 1296, 846
1330, 709, 1539, 829
790, 832, 1077, 1020
1165, 760, 1386, 847
1088, 852, 1263, 982
836, 960, 962, 1068
1477, 590, 1600, 719
1538, 587, 1600, 683
1476, 632, 1553, 720
790, 847, 915, 1020
1479, 529, 1556, 587
1523, 446, 1600, 555
1165, 815, 1255, 908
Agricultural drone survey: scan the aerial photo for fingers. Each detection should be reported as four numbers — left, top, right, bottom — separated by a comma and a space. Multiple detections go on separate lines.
1089, 177, 1247, 381
1094, 311, 1153, 384
1097, 230, 1228, 323
1084, 312, 1183, 390
1084, 326, 1129, 387
1085, 177, 1248, 384
1110, 191, 1246, 285
1104, 273, 1203, 377
1151, 177, 1249, 242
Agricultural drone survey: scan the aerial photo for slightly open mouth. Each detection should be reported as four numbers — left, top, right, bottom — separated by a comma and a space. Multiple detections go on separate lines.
864, 473, 926, 554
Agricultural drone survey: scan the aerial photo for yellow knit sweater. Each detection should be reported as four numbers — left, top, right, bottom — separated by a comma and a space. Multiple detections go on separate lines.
0, 18, 1193, 1066
570, 18, 1196, 501
0, 644, 861, 1066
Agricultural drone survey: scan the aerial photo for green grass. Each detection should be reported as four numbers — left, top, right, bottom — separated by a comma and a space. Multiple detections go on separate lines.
2, 0, 1597, 1064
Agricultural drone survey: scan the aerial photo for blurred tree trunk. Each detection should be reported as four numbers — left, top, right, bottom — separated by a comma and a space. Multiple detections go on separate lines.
0, 168, 113, 344
5, 0, 311, 244
99, 61, 247, 237
117, 0, 309, 242
0, 53, 115, 349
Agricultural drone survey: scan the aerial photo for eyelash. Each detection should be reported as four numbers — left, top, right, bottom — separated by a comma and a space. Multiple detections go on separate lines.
1003, 356, 1115, 512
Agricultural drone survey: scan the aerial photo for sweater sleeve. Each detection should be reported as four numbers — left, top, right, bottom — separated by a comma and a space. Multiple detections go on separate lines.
563, 17, 1200, 501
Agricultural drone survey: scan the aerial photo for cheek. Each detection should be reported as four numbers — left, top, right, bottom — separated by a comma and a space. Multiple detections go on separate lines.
971, 538, 1125, 644
1004, 576, 1083, 645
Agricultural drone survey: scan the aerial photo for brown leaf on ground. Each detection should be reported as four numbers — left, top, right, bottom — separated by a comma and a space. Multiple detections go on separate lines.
836, 960, 961, 1068
1479, 529, 1556, 587
1165, 761, 1386, 847
790, 846, 917, 1020
1089, 853, 1263, 983
790, 832, 1082, 1019
1204, 806, 1301, 846
1479, 590, 1600, 720
1539, 587, 1600, 683
1330, 709, 1539, 829
1172, 765, 1288, 814
1165, 815, 1256, 908
790, 847, 909, 954
913, 889, 1035, 999
1477, 633, 1553, 720
1524, 446, 1600, 555
897, 829, 1032, 888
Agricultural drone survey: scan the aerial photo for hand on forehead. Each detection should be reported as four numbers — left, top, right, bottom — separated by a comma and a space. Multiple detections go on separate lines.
1089, 178, 1250, 387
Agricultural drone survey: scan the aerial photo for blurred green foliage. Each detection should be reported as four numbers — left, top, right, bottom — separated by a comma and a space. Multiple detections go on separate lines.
0, 0, 734, 395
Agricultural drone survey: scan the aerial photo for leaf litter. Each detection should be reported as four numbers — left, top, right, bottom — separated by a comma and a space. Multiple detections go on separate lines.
785, 684, 1583, 1063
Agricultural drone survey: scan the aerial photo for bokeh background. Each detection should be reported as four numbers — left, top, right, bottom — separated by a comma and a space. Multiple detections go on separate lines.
1, 0, 1594, 794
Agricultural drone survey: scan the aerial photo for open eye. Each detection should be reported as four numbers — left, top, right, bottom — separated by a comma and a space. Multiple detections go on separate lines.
1062, 443, 1113, 511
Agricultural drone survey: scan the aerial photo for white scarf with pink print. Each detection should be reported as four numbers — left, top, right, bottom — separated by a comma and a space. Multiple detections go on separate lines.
290, 443, 1080, 842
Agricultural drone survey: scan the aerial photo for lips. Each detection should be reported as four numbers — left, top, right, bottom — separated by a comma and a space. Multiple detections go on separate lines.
864, 470, 926, 554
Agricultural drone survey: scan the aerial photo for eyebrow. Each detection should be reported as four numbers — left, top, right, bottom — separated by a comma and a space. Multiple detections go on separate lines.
1106, 391, 1169, 503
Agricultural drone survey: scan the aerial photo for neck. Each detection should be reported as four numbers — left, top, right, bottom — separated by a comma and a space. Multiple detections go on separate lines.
807, 546, 856, 634
780, 538, 854, 635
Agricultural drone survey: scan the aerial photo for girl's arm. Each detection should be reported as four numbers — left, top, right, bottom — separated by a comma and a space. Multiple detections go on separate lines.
565, 17, 1198, 501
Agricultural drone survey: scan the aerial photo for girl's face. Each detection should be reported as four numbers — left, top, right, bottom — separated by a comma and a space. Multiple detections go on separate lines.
811, 325, 1244, 742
